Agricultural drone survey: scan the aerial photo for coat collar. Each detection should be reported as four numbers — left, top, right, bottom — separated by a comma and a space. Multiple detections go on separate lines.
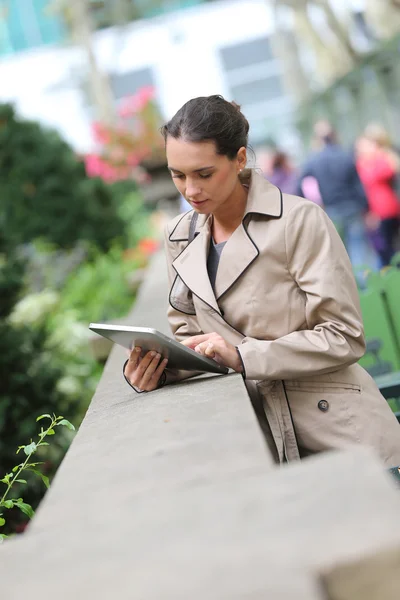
169, 171, 282, 242
170, 171, 283, 311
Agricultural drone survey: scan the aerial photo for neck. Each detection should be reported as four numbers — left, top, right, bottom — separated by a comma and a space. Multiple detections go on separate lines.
212, 180, 248, 236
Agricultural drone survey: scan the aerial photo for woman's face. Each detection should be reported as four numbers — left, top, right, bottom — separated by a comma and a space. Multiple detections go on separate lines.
166, 137, 246, 214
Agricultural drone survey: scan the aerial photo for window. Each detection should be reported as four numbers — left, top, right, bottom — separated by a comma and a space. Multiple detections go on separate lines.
109, 67, 155, 101
220, 36, 293, 146
220, 37, 274, 71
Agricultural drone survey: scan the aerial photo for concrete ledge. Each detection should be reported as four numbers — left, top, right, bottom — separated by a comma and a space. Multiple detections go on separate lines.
2, 253, 400, 599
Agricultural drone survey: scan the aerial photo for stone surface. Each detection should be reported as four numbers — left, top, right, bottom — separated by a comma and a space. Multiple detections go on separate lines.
2, 253, 400, 600
321, 546, 400, 600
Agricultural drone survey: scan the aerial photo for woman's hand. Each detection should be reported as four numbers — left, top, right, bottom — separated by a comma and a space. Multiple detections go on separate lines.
182, 332, 243, 373
124, 346, 168, 392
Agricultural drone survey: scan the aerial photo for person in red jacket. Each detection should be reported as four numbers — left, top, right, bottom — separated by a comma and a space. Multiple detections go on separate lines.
356, 125, 400, 267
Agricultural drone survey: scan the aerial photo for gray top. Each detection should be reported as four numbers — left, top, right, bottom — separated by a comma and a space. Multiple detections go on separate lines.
207, 238, 226, 293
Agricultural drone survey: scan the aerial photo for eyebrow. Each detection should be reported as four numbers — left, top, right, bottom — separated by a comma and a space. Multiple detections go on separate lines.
168, 166, 214, 173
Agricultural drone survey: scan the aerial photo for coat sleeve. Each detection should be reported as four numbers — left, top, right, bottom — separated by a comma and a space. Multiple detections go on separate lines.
237, 201, 366, 381
163, 222, 205, 384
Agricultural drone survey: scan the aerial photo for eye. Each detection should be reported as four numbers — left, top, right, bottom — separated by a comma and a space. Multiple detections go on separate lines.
171, 173, 185, 179
199, 173, 212, 179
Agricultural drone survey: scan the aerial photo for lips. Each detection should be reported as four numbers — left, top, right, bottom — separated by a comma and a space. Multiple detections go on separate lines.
190, 199, 208, 206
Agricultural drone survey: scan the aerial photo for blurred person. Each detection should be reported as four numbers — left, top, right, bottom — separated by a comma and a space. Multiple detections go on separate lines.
296, 120, 376, 269
123, 95, 400, 467
263, 148, 298, 195
300, 175, 323, 206
356, 125, 400, 268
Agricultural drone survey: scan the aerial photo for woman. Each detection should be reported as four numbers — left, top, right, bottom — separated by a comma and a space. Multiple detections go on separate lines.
356, 125, 400, 267
124, 95, 400, 466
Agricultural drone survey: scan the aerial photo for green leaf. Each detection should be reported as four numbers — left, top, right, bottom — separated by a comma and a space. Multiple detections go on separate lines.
3, 500, 14, 509
46, 429, 55, 435
0, 534, 8, 542
15, 479, 27, 484
36, 414, 52, 422
39, 442, 49, 446
24, 442, 37, 456
12, 464, 23, 472
56, 419, 75, 431
27, 469, 50, 489
0, 517, 5, 526
14, 501, 34, 519
16, 446, 25, 454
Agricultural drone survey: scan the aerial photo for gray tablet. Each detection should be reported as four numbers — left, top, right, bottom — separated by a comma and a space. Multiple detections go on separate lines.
89, 323, 229, 375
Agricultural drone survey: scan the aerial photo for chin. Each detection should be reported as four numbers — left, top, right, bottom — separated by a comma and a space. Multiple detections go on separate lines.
190, 200, 212, 213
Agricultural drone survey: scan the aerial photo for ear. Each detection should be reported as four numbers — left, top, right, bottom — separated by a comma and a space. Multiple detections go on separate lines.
236, 146, 247, 172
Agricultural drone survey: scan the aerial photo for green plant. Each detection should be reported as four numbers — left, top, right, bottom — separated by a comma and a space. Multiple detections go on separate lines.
0, 103, 128, 252
57, 245, 139, 323
0, 413, 75, 542
0, 250, 82, 532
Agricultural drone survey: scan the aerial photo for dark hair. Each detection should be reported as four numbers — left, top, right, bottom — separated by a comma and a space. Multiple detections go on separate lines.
160, 95, 249, 159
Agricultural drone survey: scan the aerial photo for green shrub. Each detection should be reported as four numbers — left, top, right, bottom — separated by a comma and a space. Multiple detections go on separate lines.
0, 103, 131, 251
58, 246, 139, 323
0, 249, 87, 533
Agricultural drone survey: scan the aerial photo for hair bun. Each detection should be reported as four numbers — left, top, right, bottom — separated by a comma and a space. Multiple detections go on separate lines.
230, 101, 242, 113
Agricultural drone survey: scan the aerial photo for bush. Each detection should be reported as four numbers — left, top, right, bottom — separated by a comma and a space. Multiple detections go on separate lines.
0, 249, 80, 532
0, 103, 131, 251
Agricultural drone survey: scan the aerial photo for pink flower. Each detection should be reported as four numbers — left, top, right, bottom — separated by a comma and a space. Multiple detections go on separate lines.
92, 121, 111, 145
118, 86, 155, 118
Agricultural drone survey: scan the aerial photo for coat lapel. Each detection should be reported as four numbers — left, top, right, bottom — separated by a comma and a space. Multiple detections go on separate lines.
213, 222, 258, 300
214, 172, 282, 300
172, 216, 221, 313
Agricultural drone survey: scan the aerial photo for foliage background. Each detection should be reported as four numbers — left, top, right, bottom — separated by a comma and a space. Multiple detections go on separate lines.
0, 99, 158, 534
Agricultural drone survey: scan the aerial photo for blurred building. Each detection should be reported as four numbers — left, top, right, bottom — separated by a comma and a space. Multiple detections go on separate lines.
0, 0, 390, 155
0, 0, 300, 153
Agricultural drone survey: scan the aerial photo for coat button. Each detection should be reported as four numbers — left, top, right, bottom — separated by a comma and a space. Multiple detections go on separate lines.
318, 399, 329, 412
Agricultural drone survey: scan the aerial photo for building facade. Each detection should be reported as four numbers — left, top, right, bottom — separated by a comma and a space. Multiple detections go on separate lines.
0, 0, 299, 153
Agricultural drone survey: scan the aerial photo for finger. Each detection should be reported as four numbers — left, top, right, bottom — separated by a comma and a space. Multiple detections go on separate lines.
181, 334, 212, 348
152, 358, 168, 384
127, 350, 155, 386
128, 346, 141, 363
204, 343, 216, 358
130, 351, 158, 390
194, 341, 211, 355
138, 353, 163, 388
124, 346, 141, 377
134, 350, 159, 380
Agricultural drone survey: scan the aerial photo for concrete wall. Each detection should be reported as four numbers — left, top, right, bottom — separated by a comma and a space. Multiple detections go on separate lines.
1, 252, 400, 599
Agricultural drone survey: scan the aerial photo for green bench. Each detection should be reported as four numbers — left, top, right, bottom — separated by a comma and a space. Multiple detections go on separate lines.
373, 362, 400, 487
375, 371, 400, 423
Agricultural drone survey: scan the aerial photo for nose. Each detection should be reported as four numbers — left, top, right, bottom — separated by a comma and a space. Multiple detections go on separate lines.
185, 179, 202, 199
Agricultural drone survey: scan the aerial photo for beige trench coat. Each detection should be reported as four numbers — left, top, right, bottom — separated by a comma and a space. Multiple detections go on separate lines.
164, 171, 400, 467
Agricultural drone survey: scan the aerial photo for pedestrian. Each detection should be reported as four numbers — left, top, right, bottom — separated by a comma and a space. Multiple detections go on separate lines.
356, 124, 400, 267
124, 95, 400, 467
263, 148, 298, 195
296, 121, 376, 269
